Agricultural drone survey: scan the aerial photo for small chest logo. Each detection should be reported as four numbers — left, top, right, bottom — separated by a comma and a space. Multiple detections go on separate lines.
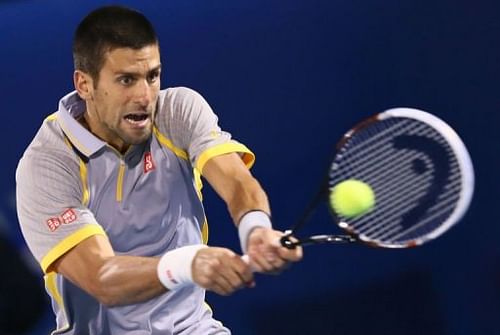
46, 209, 77, 232
144, 152, 156, 174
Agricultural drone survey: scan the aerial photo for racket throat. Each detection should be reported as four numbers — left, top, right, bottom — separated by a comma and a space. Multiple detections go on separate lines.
280, 232, 357, 249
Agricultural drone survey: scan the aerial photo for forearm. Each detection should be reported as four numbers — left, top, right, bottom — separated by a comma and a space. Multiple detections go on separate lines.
55, 236, 210, 307
59, 253, 165, 307
93, 247, 254, 302
201, 152, 271, 224
201, 153, 302, 273
226, 175, 271, 225
95, 255, 165, 306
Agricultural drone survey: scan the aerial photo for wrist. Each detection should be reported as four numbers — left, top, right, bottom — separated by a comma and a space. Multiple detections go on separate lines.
157, 244, 208, 290
238, 210, 272, 253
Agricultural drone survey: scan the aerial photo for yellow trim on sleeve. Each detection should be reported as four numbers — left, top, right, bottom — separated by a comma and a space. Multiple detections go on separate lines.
195, 142, 255, 173
41, 224, 107, 273
153, 126, 189, 160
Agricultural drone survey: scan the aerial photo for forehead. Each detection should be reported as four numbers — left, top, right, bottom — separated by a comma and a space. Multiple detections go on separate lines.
101, 44, 161, 73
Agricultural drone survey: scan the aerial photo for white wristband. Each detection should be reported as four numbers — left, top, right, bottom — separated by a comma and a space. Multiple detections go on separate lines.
157, 244, 207, 290
238, 210, 272, 253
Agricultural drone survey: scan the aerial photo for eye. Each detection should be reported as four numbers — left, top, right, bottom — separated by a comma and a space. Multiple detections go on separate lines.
148, 71, 160, 84
118, 76, 136, 86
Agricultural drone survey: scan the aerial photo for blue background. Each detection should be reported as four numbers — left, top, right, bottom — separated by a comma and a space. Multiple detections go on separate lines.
1, 0, 498, 334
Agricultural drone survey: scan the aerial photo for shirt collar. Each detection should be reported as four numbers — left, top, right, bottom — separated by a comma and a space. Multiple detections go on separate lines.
56, 91, 106, 157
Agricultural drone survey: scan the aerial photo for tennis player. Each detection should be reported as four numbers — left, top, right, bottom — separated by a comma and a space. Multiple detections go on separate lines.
16, 5, 302, 334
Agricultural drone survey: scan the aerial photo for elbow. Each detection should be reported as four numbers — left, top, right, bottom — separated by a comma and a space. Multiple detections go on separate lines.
88, 279, 121, 307
86, 267, 124, 307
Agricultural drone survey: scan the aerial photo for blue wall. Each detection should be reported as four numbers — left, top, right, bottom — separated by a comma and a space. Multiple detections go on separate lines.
1, 1, 498, 334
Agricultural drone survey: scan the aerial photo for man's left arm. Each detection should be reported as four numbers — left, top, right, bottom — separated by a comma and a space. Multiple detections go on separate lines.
201, 152, 302, 273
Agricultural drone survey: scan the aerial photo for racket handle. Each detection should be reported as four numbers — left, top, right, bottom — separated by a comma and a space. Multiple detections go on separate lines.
241, 254, 259, 273
241, 254, 250, 264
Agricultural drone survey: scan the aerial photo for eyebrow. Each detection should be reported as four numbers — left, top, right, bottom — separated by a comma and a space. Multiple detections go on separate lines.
115, 64, 162, 77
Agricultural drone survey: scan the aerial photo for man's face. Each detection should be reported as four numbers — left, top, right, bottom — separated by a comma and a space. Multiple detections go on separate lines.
84, 44, 161, 152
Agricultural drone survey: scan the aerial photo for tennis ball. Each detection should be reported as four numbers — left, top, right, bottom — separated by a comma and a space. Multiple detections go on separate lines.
330, 179, 375, 218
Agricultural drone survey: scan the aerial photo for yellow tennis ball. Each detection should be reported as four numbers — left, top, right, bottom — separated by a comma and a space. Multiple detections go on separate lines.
330, 179, 375, 218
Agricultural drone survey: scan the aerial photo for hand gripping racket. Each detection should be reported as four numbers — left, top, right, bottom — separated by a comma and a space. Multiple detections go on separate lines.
280, 108, 474, 249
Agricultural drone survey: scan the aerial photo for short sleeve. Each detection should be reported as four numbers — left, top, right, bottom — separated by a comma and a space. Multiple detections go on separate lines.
155, 87, 255, 172
16, 149, 105, 273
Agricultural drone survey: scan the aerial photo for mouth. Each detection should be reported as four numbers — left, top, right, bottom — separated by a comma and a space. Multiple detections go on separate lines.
123, 112, 151, 128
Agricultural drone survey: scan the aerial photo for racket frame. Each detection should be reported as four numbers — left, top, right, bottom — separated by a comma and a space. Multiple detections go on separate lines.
281, 108, 474, 249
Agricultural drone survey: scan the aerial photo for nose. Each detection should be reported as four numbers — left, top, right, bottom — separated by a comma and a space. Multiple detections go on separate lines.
134, 79, 153, 108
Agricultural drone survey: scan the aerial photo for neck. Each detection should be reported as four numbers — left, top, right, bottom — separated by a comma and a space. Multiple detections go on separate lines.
79, 110, 130, 154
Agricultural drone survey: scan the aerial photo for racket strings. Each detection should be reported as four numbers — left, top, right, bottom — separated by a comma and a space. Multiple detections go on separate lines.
335, 122, 432, 178
353, 158, 460, 228
330, 117, 463, 246
334, 123, 432, 191
340, 147, 433, 190
372, 194, 461, 243
360, 193, 457, 241
357, 166, 461, 237
380, 188, 463, 241
341, 119, 429, 159
353, 177, 435, 231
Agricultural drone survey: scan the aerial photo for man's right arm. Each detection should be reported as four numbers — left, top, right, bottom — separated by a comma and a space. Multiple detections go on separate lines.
53, 234, 163, 306
17, 127, 253, 307
53, 235, 254, 306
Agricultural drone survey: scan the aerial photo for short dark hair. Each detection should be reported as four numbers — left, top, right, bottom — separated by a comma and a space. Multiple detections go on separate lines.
73, 6, 158, 82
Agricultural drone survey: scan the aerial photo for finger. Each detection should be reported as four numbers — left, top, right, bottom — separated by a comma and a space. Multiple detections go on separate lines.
233, 256, 255, 286
277, 235, 303, 262
277, 246, 303, 262
214, 272, 241, 294
248, 249, 285, 273
192, 247, 248, 292
270, 236, 282, 248
263, 235, 289, 268
210, 281, 234, 296
218, 259, 254, 290
247, 250, 272, 272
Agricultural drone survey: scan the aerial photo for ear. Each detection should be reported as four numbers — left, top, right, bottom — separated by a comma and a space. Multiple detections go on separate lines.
74, 70, 94, 100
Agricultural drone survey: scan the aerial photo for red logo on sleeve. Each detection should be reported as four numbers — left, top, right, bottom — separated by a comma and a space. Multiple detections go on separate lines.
144, 152, 156, 173
46, 217, 62, 232
61, 209, 77, 224
46, 209, 77, 232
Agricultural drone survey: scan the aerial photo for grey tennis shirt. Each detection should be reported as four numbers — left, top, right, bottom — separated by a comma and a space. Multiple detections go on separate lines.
16, 87, 254, 335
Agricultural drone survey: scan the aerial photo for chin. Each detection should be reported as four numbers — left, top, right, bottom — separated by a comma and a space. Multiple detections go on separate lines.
122, 130, 152, 145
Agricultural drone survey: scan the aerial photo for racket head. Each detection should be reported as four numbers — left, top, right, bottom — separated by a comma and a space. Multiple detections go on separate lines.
328, 108, 474, 248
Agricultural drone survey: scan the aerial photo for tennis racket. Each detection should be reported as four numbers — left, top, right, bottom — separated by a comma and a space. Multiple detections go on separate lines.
280, 107, 474, 249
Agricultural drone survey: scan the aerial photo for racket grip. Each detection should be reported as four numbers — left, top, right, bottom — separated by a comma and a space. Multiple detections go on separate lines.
241, 254, 250, 265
